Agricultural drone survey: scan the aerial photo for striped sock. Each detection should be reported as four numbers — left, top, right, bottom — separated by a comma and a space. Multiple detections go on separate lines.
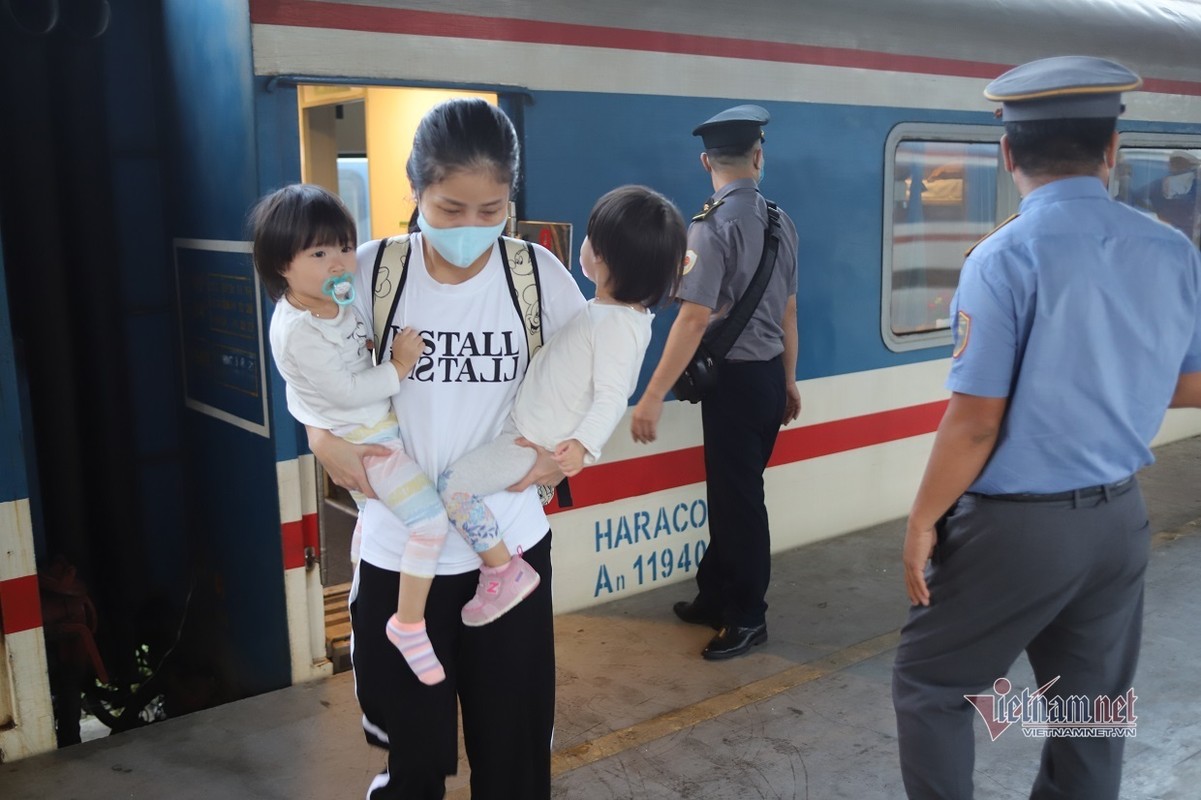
385, 616, 445, 686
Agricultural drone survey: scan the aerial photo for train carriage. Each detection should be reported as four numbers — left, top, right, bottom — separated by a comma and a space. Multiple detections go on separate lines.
1, 0, 1199, 761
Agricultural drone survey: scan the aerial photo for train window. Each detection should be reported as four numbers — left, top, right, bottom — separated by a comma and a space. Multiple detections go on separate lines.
882, 124, 1018, 352
1112, 145, 1201, 250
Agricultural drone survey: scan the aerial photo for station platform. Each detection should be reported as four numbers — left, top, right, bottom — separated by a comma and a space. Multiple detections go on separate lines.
3, 436, 1200, 799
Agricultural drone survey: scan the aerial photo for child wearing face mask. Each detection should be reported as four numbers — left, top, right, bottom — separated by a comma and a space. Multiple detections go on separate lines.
434, 184, 686, 625
251, 183, 452, 686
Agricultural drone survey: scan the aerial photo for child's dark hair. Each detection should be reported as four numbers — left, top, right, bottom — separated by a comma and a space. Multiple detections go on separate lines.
407, 98, 521, 195
586, 185, 687, 307
249, 184, 356, 302
1005, 117, 1116, 177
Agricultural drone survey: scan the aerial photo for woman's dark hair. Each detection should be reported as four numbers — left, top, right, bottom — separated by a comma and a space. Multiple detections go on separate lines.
1005, 118, 1117, 177
248, 184, 356, 302
586, 185, 687, 307
406, 98, 521, 195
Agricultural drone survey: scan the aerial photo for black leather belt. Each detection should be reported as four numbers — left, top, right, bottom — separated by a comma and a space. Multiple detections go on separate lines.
982, 476, 1136, 503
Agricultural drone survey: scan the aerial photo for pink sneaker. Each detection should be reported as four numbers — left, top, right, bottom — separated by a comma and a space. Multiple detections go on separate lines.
461, 554, 541, 626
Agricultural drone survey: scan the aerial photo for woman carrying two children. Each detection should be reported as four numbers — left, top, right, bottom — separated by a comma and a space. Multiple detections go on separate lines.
296, 98, 686, 799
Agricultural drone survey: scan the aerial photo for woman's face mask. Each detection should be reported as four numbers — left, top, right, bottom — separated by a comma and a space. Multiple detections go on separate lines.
417, 211, 505, 268
414, 172, 512, 269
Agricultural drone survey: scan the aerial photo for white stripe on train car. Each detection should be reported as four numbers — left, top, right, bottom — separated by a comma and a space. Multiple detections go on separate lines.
549, 359, 946, 611
248, 25, 1201, 124
0, 497, 56, 760
547, 359, 1201, 612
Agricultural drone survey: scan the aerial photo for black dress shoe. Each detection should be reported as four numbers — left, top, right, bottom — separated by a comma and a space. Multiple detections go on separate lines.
702, 623, 768, 660
673, 600, 722, 630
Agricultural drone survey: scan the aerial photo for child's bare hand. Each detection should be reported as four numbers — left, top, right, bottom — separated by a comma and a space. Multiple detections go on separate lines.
553, 439, 586, 478
390, 327, 424, 376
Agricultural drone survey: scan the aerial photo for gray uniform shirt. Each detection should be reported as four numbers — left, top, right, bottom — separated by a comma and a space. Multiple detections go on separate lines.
676, 178, 799, 362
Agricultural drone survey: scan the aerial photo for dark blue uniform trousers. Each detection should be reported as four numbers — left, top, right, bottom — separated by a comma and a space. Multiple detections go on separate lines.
696, 356, 786, 628
893, 483, 1150, 799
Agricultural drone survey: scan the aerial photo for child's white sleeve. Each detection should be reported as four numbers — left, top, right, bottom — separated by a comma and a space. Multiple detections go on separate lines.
287, 321, 401, 410
569, 315, 646, 463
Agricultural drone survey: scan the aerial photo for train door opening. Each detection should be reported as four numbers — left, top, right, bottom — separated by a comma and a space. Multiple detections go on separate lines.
296, 85, 498, 670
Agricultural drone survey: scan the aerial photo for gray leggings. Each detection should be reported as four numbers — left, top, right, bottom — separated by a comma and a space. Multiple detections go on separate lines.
437, 417, 538, 554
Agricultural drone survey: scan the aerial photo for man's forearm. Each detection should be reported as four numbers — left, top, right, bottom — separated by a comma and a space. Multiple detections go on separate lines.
909, 394, 1007, 530
643, 302, 711, 400
1170, 371, 1201, 408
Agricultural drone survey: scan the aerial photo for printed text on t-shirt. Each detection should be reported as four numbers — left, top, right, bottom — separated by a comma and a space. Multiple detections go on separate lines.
391, 326, 522, 383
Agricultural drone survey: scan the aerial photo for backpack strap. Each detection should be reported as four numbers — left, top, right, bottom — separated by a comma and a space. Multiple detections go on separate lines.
499, 236, 544, 362
370, 235, 412, 366
498, 237, 571, 507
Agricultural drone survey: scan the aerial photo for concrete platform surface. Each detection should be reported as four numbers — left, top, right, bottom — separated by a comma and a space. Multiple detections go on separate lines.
2, 436, 1200, 800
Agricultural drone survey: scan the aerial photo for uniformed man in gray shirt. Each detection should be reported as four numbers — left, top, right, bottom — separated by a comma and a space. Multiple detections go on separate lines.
632, 104, 801, 660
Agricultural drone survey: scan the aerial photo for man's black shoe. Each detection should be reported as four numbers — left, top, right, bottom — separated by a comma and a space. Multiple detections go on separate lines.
701, 623, 768, 660
673, 600, 722, 630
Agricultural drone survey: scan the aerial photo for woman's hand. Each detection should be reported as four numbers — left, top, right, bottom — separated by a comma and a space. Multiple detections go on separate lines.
306, 425, 388, 498
552, 439, 586, 478
507, 437, 566, 492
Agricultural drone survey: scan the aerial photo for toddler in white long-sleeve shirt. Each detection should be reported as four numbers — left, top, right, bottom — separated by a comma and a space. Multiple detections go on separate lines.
252, 184, 451, 686
436, 185, 687, 624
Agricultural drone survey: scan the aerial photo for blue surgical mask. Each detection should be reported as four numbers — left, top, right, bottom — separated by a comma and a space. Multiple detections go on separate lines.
417, 211, 505, 269
321, 274, 355, 306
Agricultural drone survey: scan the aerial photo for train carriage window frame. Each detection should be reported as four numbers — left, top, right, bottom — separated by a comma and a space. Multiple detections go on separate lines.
882, 124, 1018, 352
1109, 132, 1201, 251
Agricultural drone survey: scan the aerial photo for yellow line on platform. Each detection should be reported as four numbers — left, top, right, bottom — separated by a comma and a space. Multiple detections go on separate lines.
550, 629, 900, 777
446, 629, 900, 799
1152, 518, 1200, 546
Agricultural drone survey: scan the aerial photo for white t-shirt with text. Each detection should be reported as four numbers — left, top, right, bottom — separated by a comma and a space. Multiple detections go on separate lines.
351, 235, 587, 575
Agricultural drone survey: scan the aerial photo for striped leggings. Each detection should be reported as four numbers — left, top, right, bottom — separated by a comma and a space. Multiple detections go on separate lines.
345, 420, 448, 579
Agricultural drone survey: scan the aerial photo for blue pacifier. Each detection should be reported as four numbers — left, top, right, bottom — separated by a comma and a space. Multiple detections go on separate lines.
322, 274, 356, 306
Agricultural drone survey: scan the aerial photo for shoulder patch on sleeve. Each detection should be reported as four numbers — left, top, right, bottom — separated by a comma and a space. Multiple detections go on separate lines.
682, 249, 698, 275
952, 310, 971, 358
692, 197, 724, 222
964, 213, 1020, 258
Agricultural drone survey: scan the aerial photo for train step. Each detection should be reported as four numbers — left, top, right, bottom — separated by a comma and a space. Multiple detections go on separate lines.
323, 584, 352, 674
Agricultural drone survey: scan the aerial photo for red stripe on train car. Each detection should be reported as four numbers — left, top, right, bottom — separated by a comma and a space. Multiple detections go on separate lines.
0, 574, 43, 635
892, 234, 979, 245
302, 512, 320, 552
544, 399, 949, 514
282, 518, 306, 570
282, 513, 321, 570
768, 398, 948, 466
249, 1, 1201, 96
